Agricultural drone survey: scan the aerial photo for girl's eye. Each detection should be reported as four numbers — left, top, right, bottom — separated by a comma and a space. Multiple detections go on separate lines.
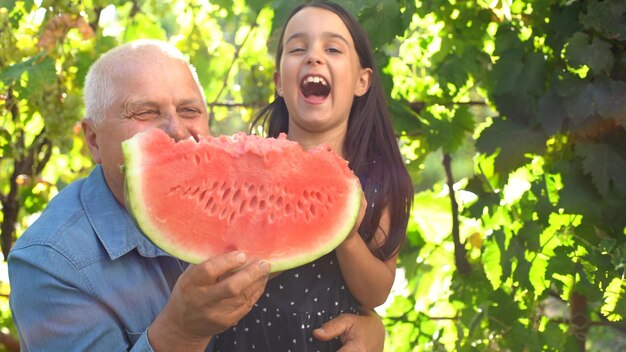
288, 47, 305, 53
326, 47, 341, 53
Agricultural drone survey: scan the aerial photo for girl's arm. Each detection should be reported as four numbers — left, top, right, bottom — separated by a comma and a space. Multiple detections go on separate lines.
335, 202, 396, 309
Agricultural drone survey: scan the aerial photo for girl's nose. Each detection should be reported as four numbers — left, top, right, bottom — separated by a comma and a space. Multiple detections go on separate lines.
305, 50, 323, 65
306, 57, 323, 65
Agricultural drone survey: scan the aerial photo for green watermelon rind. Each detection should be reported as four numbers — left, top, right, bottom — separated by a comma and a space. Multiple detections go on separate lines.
121, 131, 362, 273
122, 134, 180, 258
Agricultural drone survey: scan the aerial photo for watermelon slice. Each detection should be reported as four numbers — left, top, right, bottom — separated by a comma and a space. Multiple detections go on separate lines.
122, 128, 362, 272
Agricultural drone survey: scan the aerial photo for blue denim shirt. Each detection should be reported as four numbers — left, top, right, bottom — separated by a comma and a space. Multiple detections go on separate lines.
8, 166, 213, 351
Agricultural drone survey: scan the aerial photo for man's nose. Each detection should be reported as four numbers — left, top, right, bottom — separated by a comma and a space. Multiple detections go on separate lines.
160, 114, 188, 141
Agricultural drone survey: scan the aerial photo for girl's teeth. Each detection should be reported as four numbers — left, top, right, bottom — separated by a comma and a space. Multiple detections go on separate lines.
303, 76, 328, 85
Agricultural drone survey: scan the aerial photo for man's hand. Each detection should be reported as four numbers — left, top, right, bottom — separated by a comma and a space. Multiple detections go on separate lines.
148, 251, 270, 351
313, 309, 385, 352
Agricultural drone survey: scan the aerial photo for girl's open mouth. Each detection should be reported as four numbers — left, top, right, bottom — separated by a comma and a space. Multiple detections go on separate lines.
300, 75, 331, 103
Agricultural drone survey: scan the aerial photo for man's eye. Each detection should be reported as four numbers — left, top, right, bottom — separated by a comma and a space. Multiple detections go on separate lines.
133, 110, 158, 119
180, 107, 202, 118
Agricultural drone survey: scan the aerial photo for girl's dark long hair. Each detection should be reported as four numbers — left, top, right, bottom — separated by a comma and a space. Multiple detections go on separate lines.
250, 1, 413, 261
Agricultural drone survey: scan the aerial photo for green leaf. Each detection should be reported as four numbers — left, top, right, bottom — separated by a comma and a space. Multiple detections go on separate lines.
0, 0, 16, 11
538, 90, 567, 134
488, 48, 524, 94
244, 0, 267, 14
23, 56, 56, 98
518, 221, 542, 252
495, 229, 512, 279
124, 13, 167, 41
557, 76, 626, 127
554, 161, 603, 221
0, 52, 46, 85
544, 3, 584, 54
359, 0, 403, 49
423, 105, 475, 153
529, 253, 549, 296
482, 238, 502, 289
581, 0, 626, 41
592, 77, 626, 125
489, 289, 523, 329
389, 99, 422, 135
545, 246, 574, 278
575, 141, 626, 197
476, 118, 545, 174
565, 32, 614, 75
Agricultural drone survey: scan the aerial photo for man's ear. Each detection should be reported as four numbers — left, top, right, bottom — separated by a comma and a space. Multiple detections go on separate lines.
81, 118, 102, 164
273, 71, 283, 97
355, 67, 372, 97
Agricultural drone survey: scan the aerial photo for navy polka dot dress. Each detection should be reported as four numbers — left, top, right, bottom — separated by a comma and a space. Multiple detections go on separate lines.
213, 251, 360, 351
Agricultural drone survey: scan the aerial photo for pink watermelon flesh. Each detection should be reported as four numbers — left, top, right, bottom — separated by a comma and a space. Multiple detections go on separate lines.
122, 128, 362, 272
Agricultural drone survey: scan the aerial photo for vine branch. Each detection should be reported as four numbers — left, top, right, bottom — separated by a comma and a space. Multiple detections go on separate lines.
210, 12, 261, 107
443, 152, 471, 275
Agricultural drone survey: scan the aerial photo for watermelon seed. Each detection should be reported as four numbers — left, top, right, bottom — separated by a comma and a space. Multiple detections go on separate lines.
193, 153, 202, 165
228, 212, 236, 224
259, 200, 266, 211
208, 181, 218, 192
205, 196, 215, 212
232, 189, 241, 203
250, 196, 258, 209
198, 190, 208, 203
221, 188, 231, 202
248, 184, 256, 194
285, 203, 291, 214
315, 191, 323, 202
219, 207, 229, 220
296, 200, 304, 212
268, 212, 274, 224
239, 199, 247, 214
166, 185, 181, 195
310, 204, 317, 216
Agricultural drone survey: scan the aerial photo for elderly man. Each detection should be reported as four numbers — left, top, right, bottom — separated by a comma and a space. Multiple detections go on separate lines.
8, 39, 384, 351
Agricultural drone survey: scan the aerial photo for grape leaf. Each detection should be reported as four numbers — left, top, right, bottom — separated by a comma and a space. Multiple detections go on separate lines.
538, 90, 568, 134
22, 56, 56, 99
554, 161, 603, 221
475, 118, 545, 174
359, 0, 403, 49
575, 141, 626, 198
565, 32, 614, 75
581, 0, 626, 41
0, 52, 46, 85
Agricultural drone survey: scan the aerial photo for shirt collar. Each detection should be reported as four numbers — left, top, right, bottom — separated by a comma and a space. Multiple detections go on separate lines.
80, 165, 171, 260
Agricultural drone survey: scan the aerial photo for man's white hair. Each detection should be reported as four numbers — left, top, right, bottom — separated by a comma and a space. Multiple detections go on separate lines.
83, 39, 206, 127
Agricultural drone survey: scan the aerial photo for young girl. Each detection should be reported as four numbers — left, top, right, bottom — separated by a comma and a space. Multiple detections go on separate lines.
214, 2, 413, 350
